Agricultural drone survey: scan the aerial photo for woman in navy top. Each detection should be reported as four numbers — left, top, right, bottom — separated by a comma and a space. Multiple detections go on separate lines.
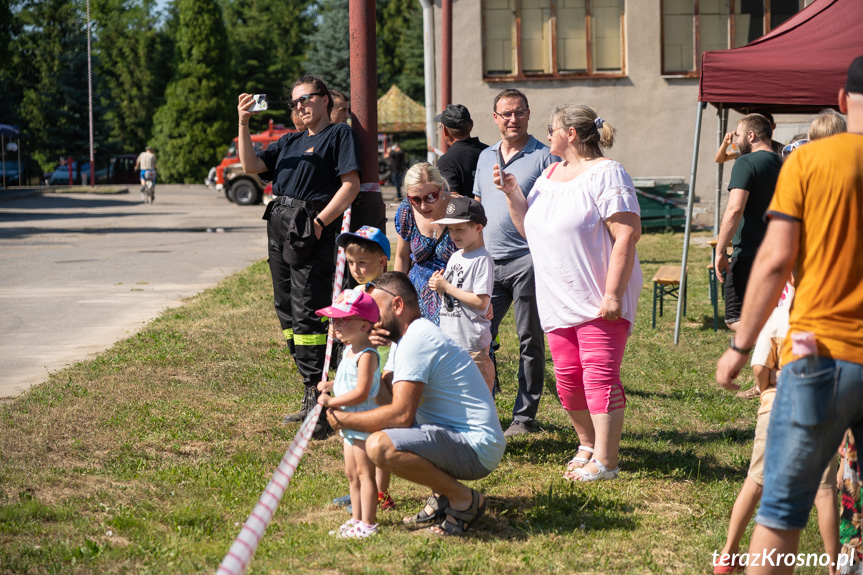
237, 76, 361, 434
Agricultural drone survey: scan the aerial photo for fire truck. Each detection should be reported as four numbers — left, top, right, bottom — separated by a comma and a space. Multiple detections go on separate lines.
206, 120, 296, 205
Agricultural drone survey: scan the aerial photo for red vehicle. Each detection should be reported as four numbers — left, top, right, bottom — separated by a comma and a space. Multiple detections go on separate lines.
206, 120, 296, 205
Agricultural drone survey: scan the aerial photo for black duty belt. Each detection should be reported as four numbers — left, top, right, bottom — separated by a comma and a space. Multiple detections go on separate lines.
274, 195, 327, 211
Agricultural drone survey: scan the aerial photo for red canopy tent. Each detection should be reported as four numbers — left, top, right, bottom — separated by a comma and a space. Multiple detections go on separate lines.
699, 0, 863, 112
673, 0, 863, 343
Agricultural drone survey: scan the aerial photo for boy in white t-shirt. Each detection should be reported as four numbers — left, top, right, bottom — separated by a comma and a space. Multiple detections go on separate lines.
429, 196, 495, 392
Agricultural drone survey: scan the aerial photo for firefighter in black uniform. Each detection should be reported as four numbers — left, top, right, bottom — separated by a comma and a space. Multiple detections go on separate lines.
237, 76, 361, 438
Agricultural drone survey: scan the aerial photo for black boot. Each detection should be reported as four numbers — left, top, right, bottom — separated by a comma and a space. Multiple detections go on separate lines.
311, 406, 332, 440
282, 385, 317, 425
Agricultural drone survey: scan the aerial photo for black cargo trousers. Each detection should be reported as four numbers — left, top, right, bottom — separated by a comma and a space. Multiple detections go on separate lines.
264, 191, 387, 390
264, 197, 339, 393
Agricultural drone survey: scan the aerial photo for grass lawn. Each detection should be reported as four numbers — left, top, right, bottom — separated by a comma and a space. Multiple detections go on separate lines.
0, 231, 834, 574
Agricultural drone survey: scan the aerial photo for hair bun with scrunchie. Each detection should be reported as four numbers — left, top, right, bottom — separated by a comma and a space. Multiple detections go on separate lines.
594, 117, 605, 130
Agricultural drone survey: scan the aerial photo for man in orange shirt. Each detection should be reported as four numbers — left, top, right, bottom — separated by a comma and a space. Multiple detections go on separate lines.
716, 55, 863, 574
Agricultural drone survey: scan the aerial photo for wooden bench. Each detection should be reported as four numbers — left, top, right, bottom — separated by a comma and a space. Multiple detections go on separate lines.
652, 265, 687, 328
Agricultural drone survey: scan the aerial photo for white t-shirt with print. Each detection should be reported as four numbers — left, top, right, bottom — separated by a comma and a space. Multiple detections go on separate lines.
438, 246, 494, 352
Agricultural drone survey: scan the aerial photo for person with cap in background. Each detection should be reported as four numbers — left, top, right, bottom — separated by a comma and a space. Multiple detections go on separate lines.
436, 105, 488, 198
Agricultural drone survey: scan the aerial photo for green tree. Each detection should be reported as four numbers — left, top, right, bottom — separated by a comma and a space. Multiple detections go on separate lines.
377, 0, 424, 103
13, 0, 104, 172
152, 0, 232, 183
224, 0, 312, 103
92, 0, 174, 154
0, 0, 18, 125
304, 0, 350, 93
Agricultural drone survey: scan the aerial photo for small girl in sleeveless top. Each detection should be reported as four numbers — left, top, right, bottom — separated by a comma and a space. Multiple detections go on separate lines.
316, 289, 381, 539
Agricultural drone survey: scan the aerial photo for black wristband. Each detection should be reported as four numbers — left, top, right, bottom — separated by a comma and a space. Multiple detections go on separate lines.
729, 337, 753, 355
315, 216, 325, 228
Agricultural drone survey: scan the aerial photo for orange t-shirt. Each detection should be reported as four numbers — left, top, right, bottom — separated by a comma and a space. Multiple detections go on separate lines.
766, 133, 863, 366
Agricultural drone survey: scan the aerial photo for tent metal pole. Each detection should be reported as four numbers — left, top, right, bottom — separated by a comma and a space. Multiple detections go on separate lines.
674, 101, 707, 345
418, 0, 436, 165
714, 104, 725, 234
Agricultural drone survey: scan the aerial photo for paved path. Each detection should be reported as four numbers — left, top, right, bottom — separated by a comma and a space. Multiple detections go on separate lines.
0, 185, 403, 399
0, 185, 268, 397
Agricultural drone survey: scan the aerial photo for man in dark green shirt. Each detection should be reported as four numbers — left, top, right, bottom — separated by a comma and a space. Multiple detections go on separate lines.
715, 113, 783, 330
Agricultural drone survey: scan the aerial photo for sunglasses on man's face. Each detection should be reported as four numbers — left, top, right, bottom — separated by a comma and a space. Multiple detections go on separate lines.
407, 189, 440, 207
289, 92, 325, 110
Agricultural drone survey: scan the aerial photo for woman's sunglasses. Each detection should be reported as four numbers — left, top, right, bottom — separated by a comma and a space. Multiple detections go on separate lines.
288, 92, 325, 110
407, 189, 441, 207
781, 139, 809, 158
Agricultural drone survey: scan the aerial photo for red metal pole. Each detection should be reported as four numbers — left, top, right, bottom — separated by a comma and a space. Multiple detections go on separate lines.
441, 0, 452, 152
349, 0, 378, 185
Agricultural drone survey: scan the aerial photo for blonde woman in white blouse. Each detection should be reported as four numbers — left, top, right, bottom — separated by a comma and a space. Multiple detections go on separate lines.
495, 104, 642, 482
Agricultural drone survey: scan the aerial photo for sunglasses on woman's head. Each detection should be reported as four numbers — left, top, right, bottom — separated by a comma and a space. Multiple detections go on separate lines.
288, 92, 325, 110
407, 189, 440, 207
782, 139, 809, 158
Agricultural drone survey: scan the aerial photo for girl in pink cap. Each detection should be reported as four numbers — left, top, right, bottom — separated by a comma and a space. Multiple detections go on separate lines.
316, 289, 382, 538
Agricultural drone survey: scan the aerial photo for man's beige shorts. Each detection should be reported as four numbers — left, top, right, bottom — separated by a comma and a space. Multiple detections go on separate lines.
748, 409, 837, 488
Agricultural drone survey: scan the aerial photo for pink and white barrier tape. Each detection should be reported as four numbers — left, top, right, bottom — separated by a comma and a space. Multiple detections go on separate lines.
216, 201, 358, 575
216, 403, 322, 575
321, 205, 352, 378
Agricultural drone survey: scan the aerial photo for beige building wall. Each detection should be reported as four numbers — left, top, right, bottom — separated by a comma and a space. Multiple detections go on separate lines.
432, 0, 820, 227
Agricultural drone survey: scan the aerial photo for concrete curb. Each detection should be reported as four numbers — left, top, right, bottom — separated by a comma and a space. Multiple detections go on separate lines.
0, 189, 43, 203
1, 186, 130, 202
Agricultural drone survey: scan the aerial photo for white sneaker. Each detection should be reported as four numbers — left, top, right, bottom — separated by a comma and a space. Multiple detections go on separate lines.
339, 522, 378, 539
329, 519, 358, 537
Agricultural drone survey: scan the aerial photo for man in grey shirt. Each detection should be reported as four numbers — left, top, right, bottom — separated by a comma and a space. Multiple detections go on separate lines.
473, 88, 557, 437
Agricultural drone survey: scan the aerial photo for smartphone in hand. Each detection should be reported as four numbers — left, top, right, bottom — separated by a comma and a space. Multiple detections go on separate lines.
251, 94, 268, 112
496, 147, 506, 178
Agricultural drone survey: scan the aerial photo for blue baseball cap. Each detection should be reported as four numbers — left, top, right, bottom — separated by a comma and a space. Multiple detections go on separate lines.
336, 226, 391, 259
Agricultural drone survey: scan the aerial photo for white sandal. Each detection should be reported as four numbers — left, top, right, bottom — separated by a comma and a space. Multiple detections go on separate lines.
566, 445, 595, 471
566, 458, 619, 482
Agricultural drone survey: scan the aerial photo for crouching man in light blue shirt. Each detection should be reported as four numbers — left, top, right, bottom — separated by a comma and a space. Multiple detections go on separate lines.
327, 271, 505, 537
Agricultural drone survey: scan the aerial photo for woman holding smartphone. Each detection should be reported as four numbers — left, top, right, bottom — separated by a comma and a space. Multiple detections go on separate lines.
237, 76, 361, 436
497, 104, 642, 482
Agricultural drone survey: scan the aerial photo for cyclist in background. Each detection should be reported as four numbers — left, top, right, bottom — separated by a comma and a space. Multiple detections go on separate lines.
134, 147, 157, 201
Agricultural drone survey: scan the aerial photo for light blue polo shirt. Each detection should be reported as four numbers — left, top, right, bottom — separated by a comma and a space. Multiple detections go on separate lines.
472, 136, 558, 261
388, 318, 506, 472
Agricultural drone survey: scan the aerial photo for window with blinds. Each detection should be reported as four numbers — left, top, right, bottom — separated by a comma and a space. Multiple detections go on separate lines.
661, 0, 816, 76
482, 0, 625, 79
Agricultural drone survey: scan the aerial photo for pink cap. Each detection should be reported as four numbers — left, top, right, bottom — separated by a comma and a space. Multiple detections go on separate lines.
315, 289, 380, 323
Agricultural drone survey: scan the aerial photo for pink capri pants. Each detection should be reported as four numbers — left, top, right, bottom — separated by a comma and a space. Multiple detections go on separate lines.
546, 317, 630, 414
